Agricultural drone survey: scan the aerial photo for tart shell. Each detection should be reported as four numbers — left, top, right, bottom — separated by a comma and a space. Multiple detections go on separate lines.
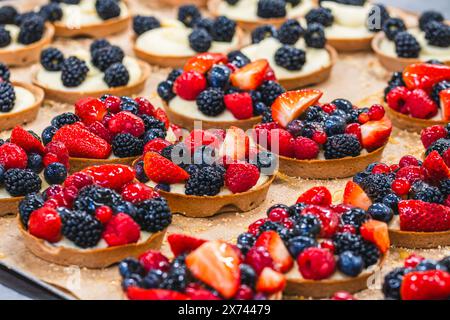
0, 81, 45, 131
69, 156, 138, 174
0, 23, 55, 67
32, 60, 150, 104
53, 15, 131, 38
0, 196, 23, 217
388, 229, 450, 249
327, 35, 374, 52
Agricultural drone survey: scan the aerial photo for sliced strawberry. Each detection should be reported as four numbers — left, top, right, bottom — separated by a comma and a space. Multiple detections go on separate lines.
74, 97, 107, 125
143, 151, 189, 184
186, 241, 240, 299
343, 181, 373, 210
219, 126, 249, 163
184, 53, 227, 74
255, 231, 293, 273
360, 220, 390, 254
10, 126, 44, 154
271, 89, 323, 128
360, 116, 392, 152
167, 233, 207, 256
230, 59, 269, 91
399, 200, 450, 232
82, 164, 135, 191
126, 287, 188, 300
422, 150, 450, 182
296, 186, 332, 206
403, 63, 450, 91
256, 267, 286, 294
440, 89, 450, 121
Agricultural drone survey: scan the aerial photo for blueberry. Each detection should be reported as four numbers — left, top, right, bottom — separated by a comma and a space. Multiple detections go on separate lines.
143, 129, 166, 144
118, 258, 145, 278
167, 68, 183, 82
286, 119, 304, 137
155, 183, 170, 192
44, 162, 67, 185
0, 164, 5, 185
324, 115, 346, 136
113, 201, 137, 217
120, 97, 139, 114
134, 160, 149, 183
121, 274, 143, 290
27, 153, 43, 173
382, 193, 401, 215
332, 98, 353, 113
250, 90, 262, 103
142, 269, 165, 289
437, 257, 450, 272
331, 109, 349, 122
338, 251, 364, 277
237, 232, 256, 254
253, 102, 268, 116
365, 162, 379, 173
41, 125, 57, 145
240, 264, 257, 288
207, 65, 231, 88
157, 80, 175, 102
292, 213, 321, 237
415, 259, 442, 271
287, 236, 317, 258
367, 203, 394, 223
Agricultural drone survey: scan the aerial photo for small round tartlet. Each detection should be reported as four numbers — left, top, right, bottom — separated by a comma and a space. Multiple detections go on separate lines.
239, 186, 389, 298
254, 89, 392, 179
18, 164, 171, 268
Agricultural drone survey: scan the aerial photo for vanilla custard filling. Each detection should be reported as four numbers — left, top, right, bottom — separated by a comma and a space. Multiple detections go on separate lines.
241, 37, 331, 79
0, 24, 26, 50
216, 0, 314, 22
59, 0, 129, 27
135, 19, 239, 57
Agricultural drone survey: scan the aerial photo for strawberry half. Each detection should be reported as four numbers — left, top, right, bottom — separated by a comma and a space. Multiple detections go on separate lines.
143, 151, 189, 184
255, 231, 293, 273
126, 287, 188, 300
219, 126, 249, 163
255, 267, 286, 294
296, 186, 332, 206
360, 220, 390, 254
440, 89, 450, 121
82, 164, 135, 191
230, 59, 269, 91
422, 150, 450, 182
403, 63, 450, 91
10, 126, 44, 154
167, 233, 207, 256
272, 89, 323, 128
399, 200, 450, 232
343, 181, 373, 210
360, 116, 392, 152
184, 53, 227, 74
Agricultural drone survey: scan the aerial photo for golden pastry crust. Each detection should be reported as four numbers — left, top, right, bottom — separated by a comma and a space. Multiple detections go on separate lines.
389, 229, 450, 249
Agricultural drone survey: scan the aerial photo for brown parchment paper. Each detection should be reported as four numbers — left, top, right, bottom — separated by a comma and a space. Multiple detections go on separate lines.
0, 0, 448, 300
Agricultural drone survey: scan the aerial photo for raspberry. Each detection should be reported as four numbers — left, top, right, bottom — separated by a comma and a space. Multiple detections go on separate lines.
107, 111, 146, 137
391, 178, 411, 196
386, 86, 410, 113
0, 142, 27, 169
421, 125, 448, 149
121, 182, 159, 204
248, 218, 267, 236
372, 163, 391, 174
95, 205, 113, 224
406, 89, 438, 119
404, 253, 425, 269
135, 97, 156, 116
312, 131, 327, 145
44, 141, 69, 168
173, 71, 207, 101
399, 155, 420, 168
267, 207, 289, 222
224, 92, 253, 120
244, 246, 274, 275
345, 123, 362, 143
104, 95, 122, 113
396, 165, 425, 184
63, 172, 94, 190
292, 137, 319, 160
224, 163, 260, 194
368, 104, 385, 121
28, 207, 62, 243
139, 250, 170, 272
103, 213, 141, 247
297, 247, 336, 280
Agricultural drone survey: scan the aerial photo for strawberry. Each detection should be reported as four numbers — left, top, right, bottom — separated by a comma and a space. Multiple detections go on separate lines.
438, 88, 450, 121
44, 141, 69, 168
256, 267, 286, 294
403, 63, 450, 91
224, 163, 260, 193
406, 89, 438, 119
74, 97, 107, 125
138, 250, 170, 272
82, 164, 135, 190
301, 205, 339, 238
360, 116, 392, 152
292, 136, 319, 160
173, 71, 207, 100
422, 150, 450, 182
143, 152, 189, 184
297, 247, 336, 280
167, 233, 207, 256
102, 213, 141, 247
360, 220, 390, 253
219, 126, 249, 163
399, 200, 450, 232
185, 287, 221, 300
126, 287, 188, 300
154, 108, 170, 129
28, 207, 62, 243
0, 142, 27, 169
245, 246, 274, 275
272, 89, 323, 128
343, 181, 372, 210
134, 97, 156, 116
107, 111, 146, 137
185, 129, 221, 153
184, 53, 227, 74
186, 241, 240, 299
88, 121, 113, 144
10, 126, 44, 154
386, 86, 410, 113
224, 92, 253, 120
255, 231, 293, 273
296, 186, 332, 206
400, 270, 450, 300
52, 123, 111, 159
230, 59, 269, 91
395, 165, 425, 184
267, 128, 294, 158
121, 182, 159, 204
144, 138, 172, 154
421, 125, 448, 149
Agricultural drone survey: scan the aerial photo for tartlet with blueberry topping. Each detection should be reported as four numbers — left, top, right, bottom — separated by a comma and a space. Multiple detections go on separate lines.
32, 39, 150, 104
18, 164, 171, 268
238, 186, 388, 298
254, 89, 392, 179
132, 5, 244, 68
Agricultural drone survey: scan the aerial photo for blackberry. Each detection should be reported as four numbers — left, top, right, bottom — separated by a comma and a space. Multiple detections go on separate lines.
61, 56, 89, 87
40, 47, 64, 71
291, 214, 321, 237
257, 0, 286, 19
157, 81, 175, 102
262, 111, 273, 123
177, 5, 201, 28
439, 179, 450, 196
0, 26, 11, 48
120, 96, 139, 114
251, 25, 277, 44
367, 4, 390, 32
140, 115, 165, 132
409, 181, 444, 204
258, 80, 285, 106
161, 266, 187, 291
51, 112, 79, 129
90, 39, 110, 55
288, 202, 307, 217
185, 166, 224, 196
211, 16, 236, 42
143, 129, 166, 144
4, 169, 41, 197
237, 233, 256, 255
91, 45, 124, 72
44, 163, 67, 185
227, 50, 250, 68
431, 81, 450, 107
27, 153, 44, 173
132, 15, 160, 36
104, 63, 129, 87
60, 210, 103, 248
419, 10, 444, 31
240, 264, 257, 289
18, 193, 45, 227
253, 102, 269, 116
167, 69, 183, 82
277, 19, 304, 45
382, 267, 412, 300
135, 197, 172, 232
112, 133, 144, 158
360, 173, 393, 202
39, 3, 62, 22
0, 6, 17, 24
304, 23, 326, 48
306, 7, 334, 27
424, 21, 450, 48
274, 45, 306, 71
394, 31, 421, 59
382, 18, 406, 41
196, 87, 225, 116
188, 28, 212, 53
360, 240, 381, 267
0, 82, 16, 112
73, 185, 122, 215
95, 0, 121, 20
18, 15, 45, 45
426, 138, 450, 156
194, 18, 214, 34
340, 208, 370, 229
333, 233, 378, 267
324, 134, 362, 159
41, 126, 57, 145
0, 63, 10, 82
304, 105, 328, 123
258, 220, 284, 235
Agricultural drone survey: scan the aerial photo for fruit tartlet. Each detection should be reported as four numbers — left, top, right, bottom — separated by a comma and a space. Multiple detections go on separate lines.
134, 126, 276, 217
372, 10, 450, 71
32, 39, 150, 104
0, 63, 44, 130
208, 0, 315, 31
158, 52, 285, 131
343, 152, 450, 249
382, 253, 450, 300
0, 126, 71, 216
18, 164, 171, 268
40, 95, 175, 173
241, 19, 337, 90
132, 5, 243, 68
253, 89, 392, 179
237, 186, 389, 298
0, 5, 55, 66
383, 62, 450, 132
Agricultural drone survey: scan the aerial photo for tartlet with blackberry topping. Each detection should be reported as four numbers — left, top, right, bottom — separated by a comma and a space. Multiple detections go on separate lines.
239, 186, 388, 298
32, 39, 150, 104
0, 5, 55, 66
133, 126, 276, 218
254, 89, 392, 179
208, 0, 315, 31
132, 5, 244, 68
18, 164, 171, 268
372, 10, 450, 71
241, 19, 337, 90
158, 52, 285, 131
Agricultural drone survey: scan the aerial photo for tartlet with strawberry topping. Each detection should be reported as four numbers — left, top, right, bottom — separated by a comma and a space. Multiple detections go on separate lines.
18, 164, 171, 268
119, 234, 285, 300
343, 153, 450, 248
238, 186, 389, 298
133, 126, 276, 217
158, 52, 285, 131
254, 89, 392, 179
